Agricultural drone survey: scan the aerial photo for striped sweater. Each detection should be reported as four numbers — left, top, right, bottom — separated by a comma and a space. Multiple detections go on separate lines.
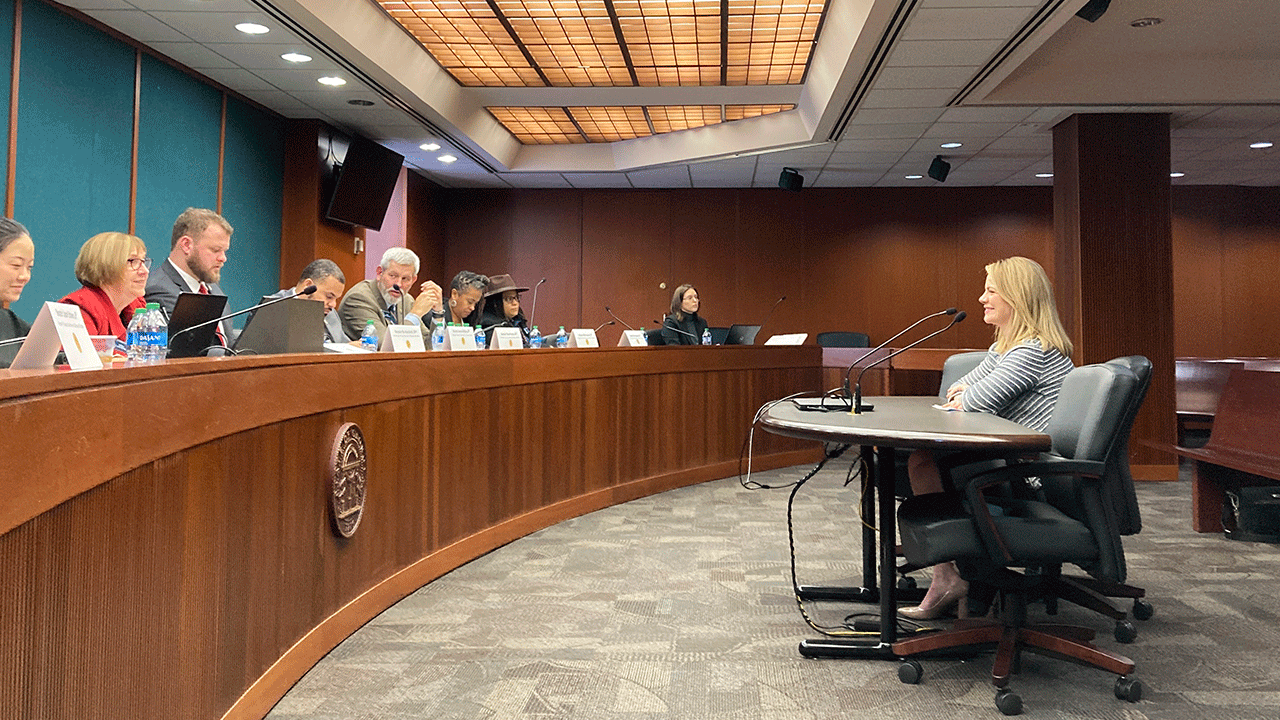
956, 340, 1074, 431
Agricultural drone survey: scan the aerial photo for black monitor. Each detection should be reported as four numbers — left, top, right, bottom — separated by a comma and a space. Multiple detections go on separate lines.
724, 324, 761, 345
325, 135, 404, 230
167, 292, 228, 358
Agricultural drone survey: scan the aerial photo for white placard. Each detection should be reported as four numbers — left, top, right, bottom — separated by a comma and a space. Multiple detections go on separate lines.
568, 328, 598, 348
763, 333, 808, 346
383, 324, 427, 353
443, 324, 479, 351
10, 301, 103, 370
618, 329, 647, 347
492, 327, 523, 349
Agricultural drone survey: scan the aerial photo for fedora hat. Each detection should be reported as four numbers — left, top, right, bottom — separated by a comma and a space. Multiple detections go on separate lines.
484, 273, 529, 298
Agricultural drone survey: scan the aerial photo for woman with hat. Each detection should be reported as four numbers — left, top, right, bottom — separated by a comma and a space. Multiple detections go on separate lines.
478, 273, 530, 347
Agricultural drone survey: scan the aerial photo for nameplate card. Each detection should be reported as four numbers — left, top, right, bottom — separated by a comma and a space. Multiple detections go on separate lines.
567, 328, 599, 348
383, 324, 426, 353
443, 325, 478, 351
11, 301, 103, 370
618, 329, 647, 347
492, 327, 523, 349
764, 333, 808, 346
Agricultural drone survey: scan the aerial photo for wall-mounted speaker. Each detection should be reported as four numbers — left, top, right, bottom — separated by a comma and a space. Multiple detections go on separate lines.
928, 156, 951, 182
778, 167, 804, 192
1075, 0, 1111, 22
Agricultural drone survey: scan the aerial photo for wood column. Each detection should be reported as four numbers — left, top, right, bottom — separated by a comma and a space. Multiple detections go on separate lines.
280, 119, 365, 288
1053, 113, 1176, 479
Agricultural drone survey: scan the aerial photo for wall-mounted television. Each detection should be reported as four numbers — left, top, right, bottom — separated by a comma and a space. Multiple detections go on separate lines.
324, 135, 404, 231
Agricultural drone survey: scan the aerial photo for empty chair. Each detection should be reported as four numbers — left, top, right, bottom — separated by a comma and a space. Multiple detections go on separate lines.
816, 331, 870, 348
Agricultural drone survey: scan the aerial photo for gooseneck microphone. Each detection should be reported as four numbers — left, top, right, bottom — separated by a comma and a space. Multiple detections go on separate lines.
851, 310, 966, 414
527, 277, 547, 330
841, 308, 958, 402
0, 335, 25, 348
594, 320, 615, 333
169, 285, 318, 348
757, 295, 786, 339
605, 306, 635, 331
654, 320, 700, 342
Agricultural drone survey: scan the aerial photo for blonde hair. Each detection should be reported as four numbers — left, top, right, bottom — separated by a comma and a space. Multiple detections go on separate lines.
75, 232, 146, 288
170, 207, 232, 249
985, 256, 1073, 357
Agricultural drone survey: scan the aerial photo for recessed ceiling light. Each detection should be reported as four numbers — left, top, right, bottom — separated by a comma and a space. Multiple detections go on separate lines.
438, 154, 458, 164
1035, 173, 1054, 178
1130, 17, 1162, 28
281, 52, 312, 63
347, 99, 374, 106
904, 174, 923, 180
235, 22, 269, 35
1170, 172, 1185, 178
940, 142, 962, 149
317, 76, 346, 87
1250, 141, 1273, 149
420, 142, 441, 151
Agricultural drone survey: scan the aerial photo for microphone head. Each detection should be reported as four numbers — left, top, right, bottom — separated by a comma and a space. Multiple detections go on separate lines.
299, 285, 318, 296
954, 311, 967, 322
944, 307, 958, 315
607, 320, 615, 325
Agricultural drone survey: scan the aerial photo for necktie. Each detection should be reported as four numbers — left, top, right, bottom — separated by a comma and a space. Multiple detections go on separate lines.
199, 284, 226, 346
384, 301, 398, 326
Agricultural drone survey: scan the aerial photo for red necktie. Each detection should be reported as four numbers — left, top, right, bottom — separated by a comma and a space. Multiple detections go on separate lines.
199, 284, 226, 346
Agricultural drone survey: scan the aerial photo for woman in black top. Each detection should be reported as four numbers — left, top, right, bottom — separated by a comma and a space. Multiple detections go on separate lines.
478, 273, 530, 347
0, 218, 35, 368
661, 284, 707, 346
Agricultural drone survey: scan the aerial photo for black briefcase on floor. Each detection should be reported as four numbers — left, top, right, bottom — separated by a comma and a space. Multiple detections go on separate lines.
1223, 485, 1280, 543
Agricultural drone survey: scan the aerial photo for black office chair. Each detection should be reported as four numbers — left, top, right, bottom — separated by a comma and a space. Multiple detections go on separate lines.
644, 327, 665, 346
893, 363, 1143, 715
816, 331, 870, 348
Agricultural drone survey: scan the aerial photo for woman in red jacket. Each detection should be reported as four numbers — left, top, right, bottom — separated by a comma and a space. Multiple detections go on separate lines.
59, 232, 150, 340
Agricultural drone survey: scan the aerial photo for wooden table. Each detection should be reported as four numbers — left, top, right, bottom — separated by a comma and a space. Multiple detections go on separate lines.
0, 345, 820, 720
759, 397, 1051, 658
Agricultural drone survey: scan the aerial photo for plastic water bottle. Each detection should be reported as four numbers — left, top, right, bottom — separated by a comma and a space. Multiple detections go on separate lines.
360, 320, 379, 351
126, 307, 146, 363
142, 303, 166, 362
701, 327, 712, 345
554, 325, 568, 349
474, 324, 486, 348
432, 318, 447, 351
529, 325, 542, 349
637, 326, 647, 346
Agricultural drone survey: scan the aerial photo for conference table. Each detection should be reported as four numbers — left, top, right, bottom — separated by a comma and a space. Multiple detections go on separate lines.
0, 345, 819, 720
759, 396, 1051, 657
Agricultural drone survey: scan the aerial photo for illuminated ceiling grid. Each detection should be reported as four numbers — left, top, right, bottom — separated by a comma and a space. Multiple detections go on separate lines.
487, 104, 795, 143
382, 2, 542, 87
487, 107, 587, 144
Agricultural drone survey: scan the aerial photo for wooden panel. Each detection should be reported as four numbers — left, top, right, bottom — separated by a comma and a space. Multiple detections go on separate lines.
582, 190, 671, 343
0, 346, 820, 720
280, 119, 363, 289
404, 171, 446, 282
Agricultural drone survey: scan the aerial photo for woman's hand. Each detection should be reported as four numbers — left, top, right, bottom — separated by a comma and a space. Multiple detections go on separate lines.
945, 382, 968, 402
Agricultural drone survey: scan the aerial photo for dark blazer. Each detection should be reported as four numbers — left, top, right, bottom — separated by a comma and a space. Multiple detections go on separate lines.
0, 307, 29, 368
337, 279, 429, 343
145, 258, 232, 340
661, 312, 708, 346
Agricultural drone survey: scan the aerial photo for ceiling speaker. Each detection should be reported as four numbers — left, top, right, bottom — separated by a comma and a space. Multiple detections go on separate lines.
928, 156, 951, 182
778, 167, 804, 192
1075, 0, 1111, 22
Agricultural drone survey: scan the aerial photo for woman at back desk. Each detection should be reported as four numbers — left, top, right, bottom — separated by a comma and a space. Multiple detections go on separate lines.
0, 218, 36, 367
661, 284, 707, 345
478, 273, 530, 347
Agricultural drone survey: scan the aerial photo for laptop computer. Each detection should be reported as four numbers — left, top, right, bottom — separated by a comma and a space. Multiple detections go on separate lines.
233, 296, 323, 355
166, 292, 229, 358
724, 324, 761, 345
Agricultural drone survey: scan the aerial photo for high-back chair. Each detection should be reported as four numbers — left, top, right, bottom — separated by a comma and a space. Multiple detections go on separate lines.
815, 331, 871, 348
892, 363, 1143, 715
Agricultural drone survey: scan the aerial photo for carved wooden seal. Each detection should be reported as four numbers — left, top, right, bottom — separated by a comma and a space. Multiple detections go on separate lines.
328, 422, 367, 538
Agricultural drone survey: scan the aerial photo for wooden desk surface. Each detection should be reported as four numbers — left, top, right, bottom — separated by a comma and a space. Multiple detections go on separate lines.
0, 346, 820, 720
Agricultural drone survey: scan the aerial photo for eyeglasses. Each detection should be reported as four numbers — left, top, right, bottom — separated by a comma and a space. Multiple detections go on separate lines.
126, 257, 153, 271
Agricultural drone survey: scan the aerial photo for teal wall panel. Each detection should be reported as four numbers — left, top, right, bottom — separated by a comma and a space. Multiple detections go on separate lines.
0, 0, 13, 209
220, 96, 283, 319
12, 0, 133, 318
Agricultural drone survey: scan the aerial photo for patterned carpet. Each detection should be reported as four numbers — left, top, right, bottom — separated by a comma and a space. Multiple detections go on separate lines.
266, 463, 1280, 719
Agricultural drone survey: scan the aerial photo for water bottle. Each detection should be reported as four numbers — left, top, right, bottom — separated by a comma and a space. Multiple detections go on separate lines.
360, 320, 379, 351
126, 307, 146, 363
529, 325, 542, 349
701, 327, 712, 345
151, 304, 168, 361
554, 325, 568, 349
474, 324, 486, 348
432, 318, 447, 351
637, 326, 647, 346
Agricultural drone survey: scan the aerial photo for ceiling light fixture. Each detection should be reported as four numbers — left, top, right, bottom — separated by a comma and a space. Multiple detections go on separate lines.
317, 76, 346, 87
438, 154, 458, 164
1130, 18, 1162, 28
420, 142, 440, 151
904, 174, 923, 180
281, 52, 312, 63
940, 142, 962, 149
1170, 172, 1185, 178
1250, 141, 1273, 149
347, 99, 374, 106
234, 22, 269, 35
1035, 173, 1054, 178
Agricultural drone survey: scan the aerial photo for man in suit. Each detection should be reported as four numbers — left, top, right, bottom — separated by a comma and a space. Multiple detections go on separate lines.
145, 207, 234, 343
262, 259, 349, 343
338, 247, 441, 344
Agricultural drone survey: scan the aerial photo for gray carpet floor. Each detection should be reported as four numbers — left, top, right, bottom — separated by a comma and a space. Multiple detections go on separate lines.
266, 464, 1280, 719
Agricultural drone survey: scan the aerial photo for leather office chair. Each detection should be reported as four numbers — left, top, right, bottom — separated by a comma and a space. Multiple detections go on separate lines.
815, 331, 871, 348
893, 363, 1143, 715
644, 327, 665, 346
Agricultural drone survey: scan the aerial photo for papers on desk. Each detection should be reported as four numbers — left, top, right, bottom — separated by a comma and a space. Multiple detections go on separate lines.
325, 342, 372, 354
932, 404, 959, 411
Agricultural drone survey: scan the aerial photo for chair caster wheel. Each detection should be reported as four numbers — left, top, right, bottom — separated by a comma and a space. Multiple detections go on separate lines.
1115, 676, 1143, 702
897, 576, 918, 591
898, 659, 923, 684
995, 688, 1022, 715
1114, 620, 1137, 644
1132, 599, 1154, 621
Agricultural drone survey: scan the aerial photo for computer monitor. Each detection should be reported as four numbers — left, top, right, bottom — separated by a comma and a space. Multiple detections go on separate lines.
724, 324, 761, 345
233, 297, 324, 355
166, 292, 228, 358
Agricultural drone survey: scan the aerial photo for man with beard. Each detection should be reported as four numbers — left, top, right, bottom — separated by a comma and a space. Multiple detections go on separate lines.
146, 207, 234, 345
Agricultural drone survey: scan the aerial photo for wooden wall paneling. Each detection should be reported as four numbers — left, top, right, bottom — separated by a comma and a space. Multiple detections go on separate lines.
442, 189, 514, 286
280, 119, 364, 290
507, 190, 583, 334
581, 190, 672, 339
1216, 188, 1280, 357
404, 171, 446, 283
733, 190, 805, 338
669, 189, 738, 342
1170, 188, 1225, 357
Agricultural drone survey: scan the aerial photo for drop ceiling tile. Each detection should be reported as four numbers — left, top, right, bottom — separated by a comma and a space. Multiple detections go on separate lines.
80, 9, 188, 42
810, 170, 886, 187
873, 65, 977, 90
235, 90, 322, 119
859, 88, 958, 109
834, 136, 920, 152
689, 158, 758, 188
835, 127, 932, 146
923, 122, 1016, 138
147, 10, 288, 44
885, 39, 1005, 68
919, 0, 1041, 7
203, 43, 342, 72
907, 138, 979, 155
627, 166, 692, 188
900, 7, 1036, 42
438, 174, 511, 189
499, 173, 574, 188
320, 106, 417, 129
826, 150, 908, 166
197, 67, 275, 93
57, 0, 133, 10
128, 1, 256, 10
292, 90, 384, 112
757, 149, 834, 165
983, 135, 1051, 151
563, 174, 633, 188
146, 41, 237, 69
253, 68, 362, 94
938, 106, 1036, 124
850, 108, 945, 125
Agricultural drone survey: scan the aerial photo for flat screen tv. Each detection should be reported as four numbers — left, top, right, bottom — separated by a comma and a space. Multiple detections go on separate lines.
325, 135, 404, 231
